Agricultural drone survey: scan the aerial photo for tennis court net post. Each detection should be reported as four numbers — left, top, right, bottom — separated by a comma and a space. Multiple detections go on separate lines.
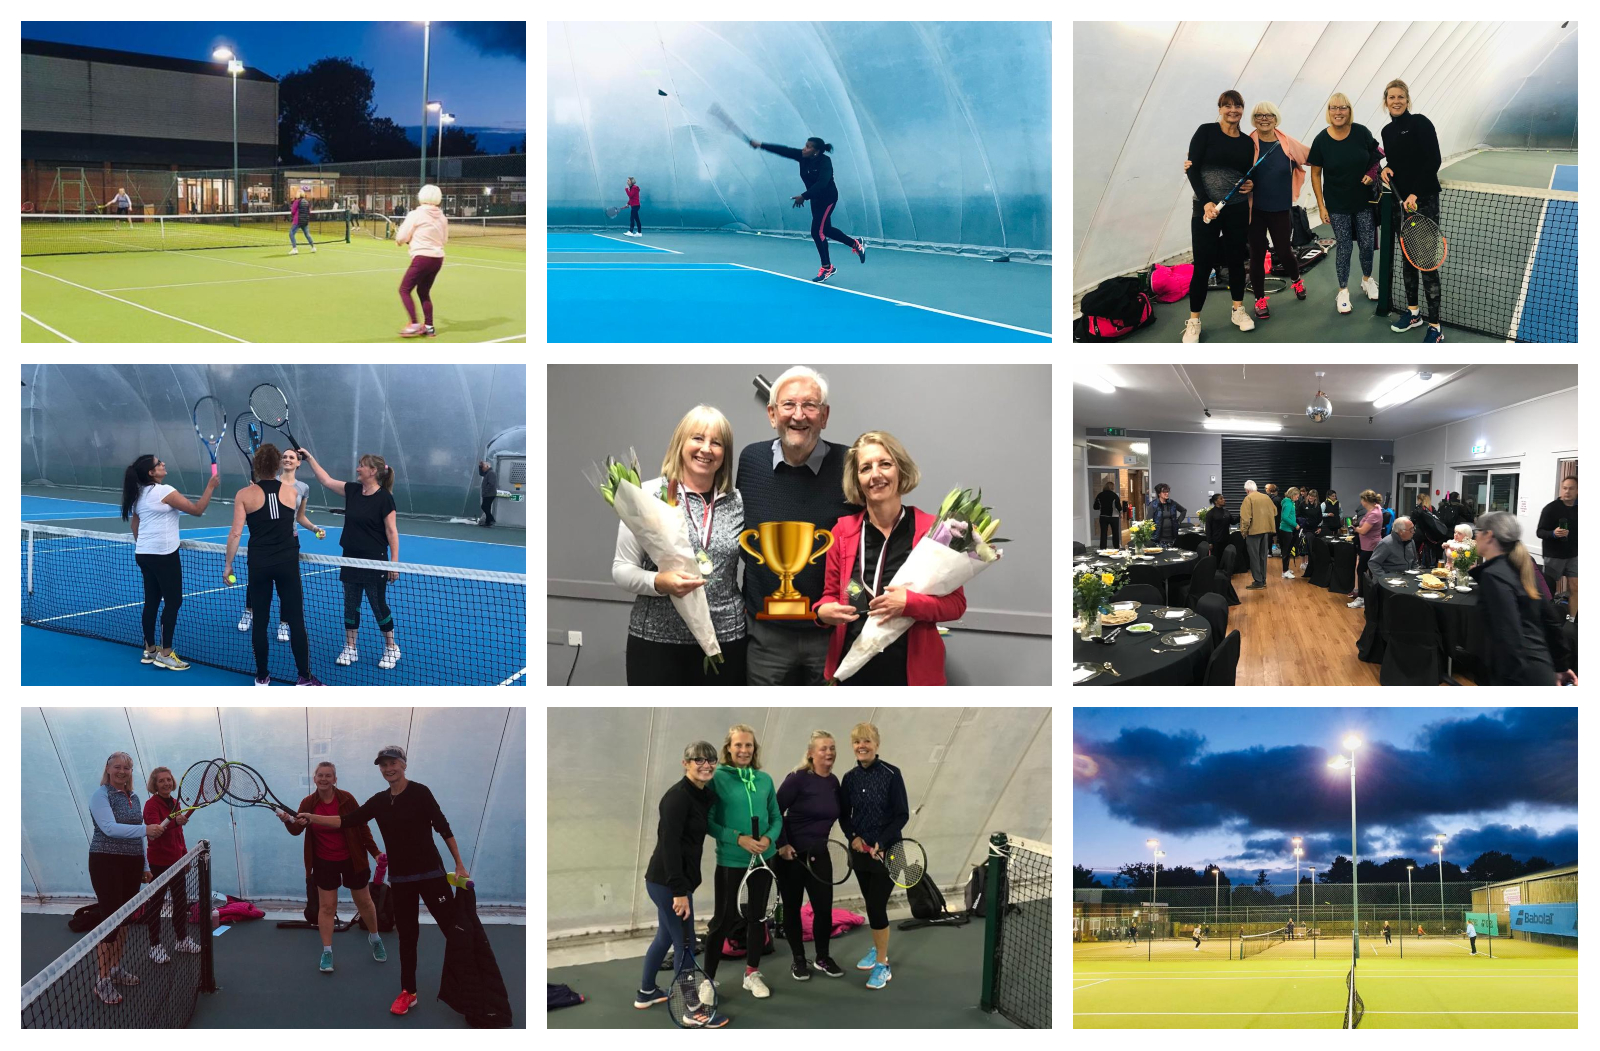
22, 839, 214, 1028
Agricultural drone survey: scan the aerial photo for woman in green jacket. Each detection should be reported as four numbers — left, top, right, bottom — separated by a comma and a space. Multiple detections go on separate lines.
1278, 486, 1300, 579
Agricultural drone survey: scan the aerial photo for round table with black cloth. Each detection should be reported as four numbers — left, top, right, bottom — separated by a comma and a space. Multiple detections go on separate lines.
1074, 549, 1200, 605
1179, 526, 1248, 575
1358, 571, 1483, 681
1073, 606, 1212, 685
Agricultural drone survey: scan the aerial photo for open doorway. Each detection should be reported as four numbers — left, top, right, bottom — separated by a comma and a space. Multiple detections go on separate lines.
1088, 468, 1147, 549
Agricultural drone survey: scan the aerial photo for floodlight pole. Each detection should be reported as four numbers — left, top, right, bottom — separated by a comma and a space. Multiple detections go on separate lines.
1328, 737, 1361, 959
420, 22, 432, 188
1292, 837, 1304, 929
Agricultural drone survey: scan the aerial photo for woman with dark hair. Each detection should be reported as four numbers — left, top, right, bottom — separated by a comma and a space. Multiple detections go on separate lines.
748, 135, 866, 283
1205, 491, 1232, 552
1146, 483, 1186, 548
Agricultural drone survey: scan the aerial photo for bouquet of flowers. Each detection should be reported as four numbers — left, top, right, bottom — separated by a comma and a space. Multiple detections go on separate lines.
584, 448, 723, 674
830, 486, 1006, 683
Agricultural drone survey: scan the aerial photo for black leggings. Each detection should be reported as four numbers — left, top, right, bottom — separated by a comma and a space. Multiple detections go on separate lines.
1098, 517, 1120, 549
134, 548, 185, 650
808, 198, 858, 267
247, 561, 310, 679
1279, 530, 1298, 570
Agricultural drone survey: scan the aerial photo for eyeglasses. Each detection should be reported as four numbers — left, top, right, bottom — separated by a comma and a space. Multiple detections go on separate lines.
687, 758, 718, 767
779, 400, 823, 416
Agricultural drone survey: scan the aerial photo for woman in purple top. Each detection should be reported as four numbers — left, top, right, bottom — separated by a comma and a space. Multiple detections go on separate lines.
1345, 489, 1386, 608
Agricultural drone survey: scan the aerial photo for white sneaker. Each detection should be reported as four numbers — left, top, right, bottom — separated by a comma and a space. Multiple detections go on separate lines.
1282, 570, 1295, 579
1347, 597, 1364, 609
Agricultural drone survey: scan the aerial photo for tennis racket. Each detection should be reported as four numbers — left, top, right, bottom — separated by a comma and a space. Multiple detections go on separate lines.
871, 838, 927, 889
606, 206, 622, 219
218, 761, 299, 818
191, 395, 227, 478
163, 758, 229, 828
1397, 206, 1447, 271
707, 103, 751, 144
736, 818, 777, 922
803, 838, 853, 886
233, 409, 261, 481
667, 937, 717, 1028
248, 382, 305, 458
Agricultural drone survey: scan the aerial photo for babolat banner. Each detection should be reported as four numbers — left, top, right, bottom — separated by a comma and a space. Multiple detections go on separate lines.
1508, 903, 1577, 936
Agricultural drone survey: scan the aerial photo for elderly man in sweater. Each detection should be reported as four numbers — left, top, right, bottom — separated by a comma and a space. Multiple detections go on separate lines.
1369, 516, 1420, 576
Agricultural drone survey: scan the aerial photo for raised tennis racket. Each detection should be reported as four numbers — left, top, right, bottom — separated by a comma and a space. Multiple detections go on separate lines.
191, 395, 227, 478
218, 761, 299, 818
736, 818, 777, 922
872, 838, 927, 889
163, 758, 229, 828
233, 409, 261, 481
667, 937, 717, 1028
248, 382, 305, 458
803, 838, 853, 886
707, 103, 751, 144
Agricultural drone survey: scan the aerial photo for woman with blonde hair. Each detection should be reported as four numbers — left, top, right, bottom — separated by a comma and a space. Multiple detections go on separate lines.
769, 731, 850, 982
813, 431, 966, 685
1469, 512, 1575, 685
697, 725, 783, 1006
1278, 486, 1300, 579
612, 405, 747, 684
836, 723, 911, 992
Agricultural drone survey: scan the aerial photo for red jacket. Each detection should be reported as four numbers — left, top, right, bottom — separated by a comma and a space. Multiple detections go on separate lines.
814, 507, 967, 685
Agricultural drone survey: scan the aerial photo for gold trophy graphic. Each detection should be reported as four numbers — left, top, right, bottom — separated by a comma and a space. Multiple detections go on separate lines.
740, 521, 835, 619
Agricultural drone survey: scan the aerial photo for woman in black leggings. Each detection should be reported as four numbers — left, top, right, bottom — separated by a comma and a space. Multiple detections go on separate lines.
748, 135, 866, 283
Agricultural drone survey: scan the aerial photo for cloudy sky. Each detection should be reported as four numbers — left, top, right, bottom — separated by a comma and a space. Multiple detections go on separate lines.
1073, 707, 1577, 882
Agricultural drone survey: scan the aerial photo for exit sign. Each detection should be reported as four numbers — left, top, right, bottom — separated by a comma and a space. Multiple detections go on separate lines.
1103, 427, 1126, 437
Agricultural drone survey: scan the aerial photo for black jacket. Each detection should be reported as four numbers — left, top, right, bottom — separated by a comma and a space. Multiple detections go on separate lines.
1205, 506, 1232, 550
1469, 554, 1557, 685
1093, 490, 1123, 518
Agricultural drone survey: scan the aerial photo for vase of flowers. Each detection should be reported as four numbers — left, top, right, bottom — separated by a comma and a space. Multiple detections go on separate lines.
1074, 561, 1128, 640
1127, 518, 1155, 556
1450, 546, 1478, 586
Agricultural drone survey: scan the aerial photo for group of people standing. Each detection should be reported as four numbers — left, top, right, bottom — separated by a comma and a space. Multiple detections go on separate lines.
639, 723, 910, 1027
1181, 77, 1471, 343
1093, 474, 1578, 686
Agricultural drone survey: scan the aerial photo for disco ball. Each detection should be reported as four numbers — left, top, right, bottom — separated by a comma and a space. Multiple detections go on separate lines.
1306, 391, 1333, 423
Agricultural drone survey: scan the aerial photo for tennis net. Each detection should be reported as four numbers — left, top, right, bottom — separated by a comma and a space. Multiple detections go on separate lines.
22, 840, 213, 1028
21, 209, 351, 257
1384, 180, 1578, 342
1239, 926, 1290, 958
983, 833, 1051, 1029
1343, 966, 1365, 1028
20, 522, 527, 686
373, 213, 526, 248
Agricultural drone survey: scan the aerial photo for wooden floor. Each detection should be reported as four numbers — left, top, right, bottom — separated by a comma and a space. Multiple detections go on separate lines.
1222, 556, 1480, 686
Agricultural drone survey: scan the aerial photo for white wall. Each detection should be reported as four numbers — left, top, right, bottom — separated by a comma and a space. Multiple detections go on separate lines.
1393, 388, 1578, 557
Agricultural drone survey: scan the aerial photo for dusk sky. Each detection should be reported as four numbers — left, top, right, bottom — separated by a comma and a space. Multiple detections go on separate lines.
1074, 707, 1577, 884
21, 21, 526, 141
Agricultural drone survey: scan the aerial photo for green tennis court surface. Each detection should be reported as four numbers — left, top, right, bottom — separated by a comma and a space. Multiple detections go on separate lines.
23, 211, 526, 342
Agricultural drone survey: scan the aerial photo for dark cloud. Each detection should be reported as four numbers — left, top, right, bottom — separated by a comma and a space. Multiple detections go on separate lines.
446, 21, 525, 61
1074, 708, 1576, 862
